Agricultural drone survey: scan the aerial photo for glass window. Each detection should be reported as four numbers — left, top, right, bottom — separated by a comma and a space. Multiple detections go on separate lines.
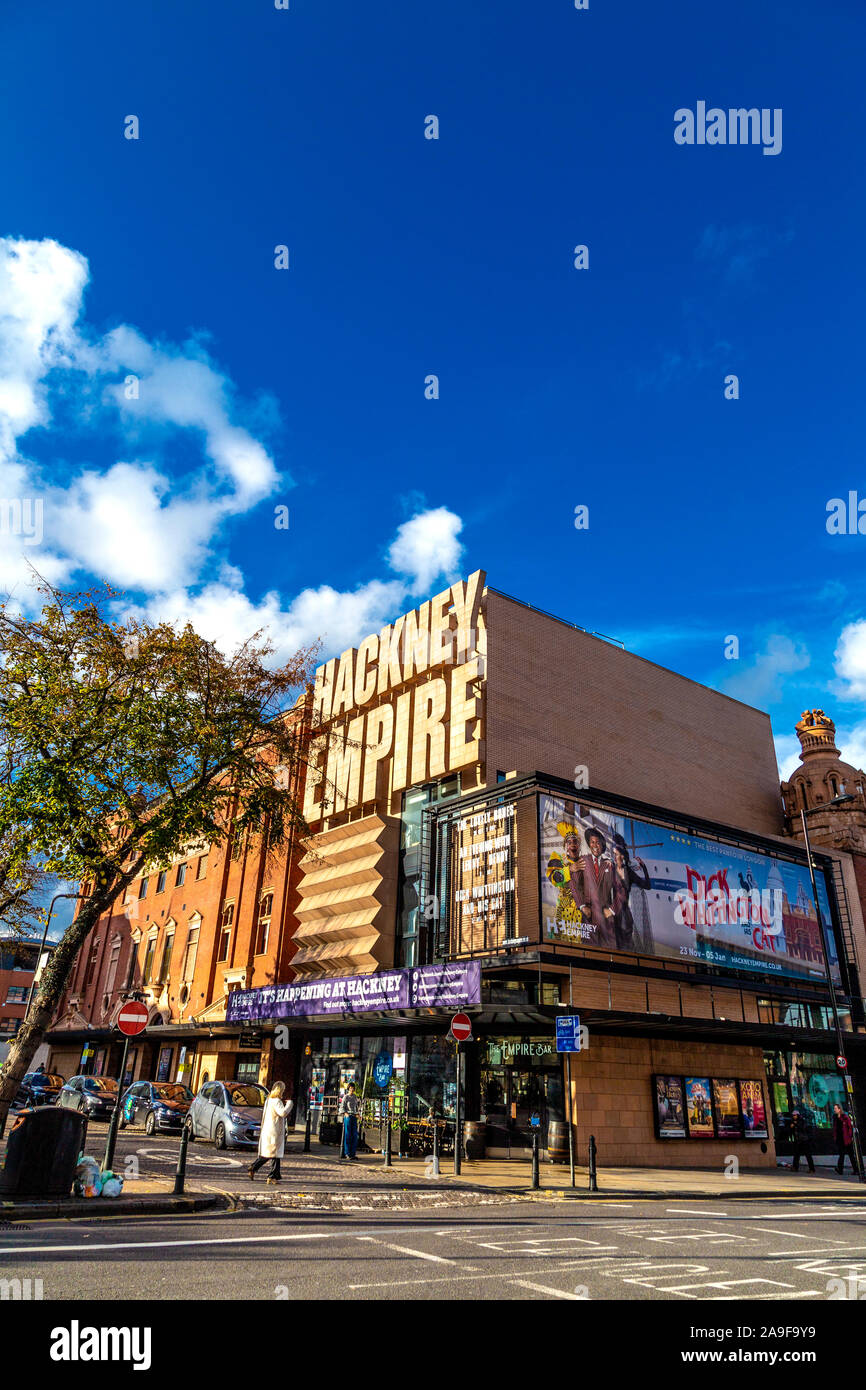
256, 894, 273, 955
175, 863, 187, 887
142, 935, 157, 983
196, 852, 208, 880
156, 870, 167, 893
156, 931, 174, 985
182, 926, 199, 980
138, 878, 149, 900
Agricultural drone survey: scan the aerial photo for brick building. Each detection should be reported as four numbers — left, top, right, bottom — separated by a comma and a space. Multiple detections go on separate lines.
47, 769, 307, 1095
48, 573, 866, 1166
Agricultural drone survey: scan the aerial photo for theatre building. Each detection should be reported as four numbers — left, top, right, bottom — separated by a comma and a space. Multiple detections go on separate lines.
226, 571, 866, 1167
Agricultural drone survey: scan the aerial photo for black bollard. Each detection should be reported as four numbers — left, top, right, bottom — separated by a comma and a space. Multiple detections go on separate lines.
431, 1113, 440, 1176
588, 1133, 598, 1192
304, 1104, 312, 1153
384, 1113, 392, 1168
531, 1129, 540, 1190
173, 1122, 190, 1195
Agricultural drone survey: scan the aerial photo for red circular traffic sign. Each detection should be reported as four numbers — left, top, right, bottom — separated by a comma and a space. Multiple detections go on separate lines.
118, 1000, 149, 1036
451, 1012, 472, 1042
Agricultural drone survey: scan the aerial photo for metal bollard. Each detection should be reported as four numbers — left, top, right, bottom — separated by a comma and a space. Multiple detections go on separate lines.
384, 1115, 392, 1168
173, 1122, 190, 1195
588, 1133, 598, 1192
431, 1114, 440, 1177
531, 1130, 540, 1190
304, 1105, 312, 1154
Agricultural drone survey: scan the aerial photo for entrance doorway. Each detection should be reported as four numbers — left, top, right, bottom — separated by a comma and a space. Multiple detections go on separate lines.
480, 1065, 564, 1157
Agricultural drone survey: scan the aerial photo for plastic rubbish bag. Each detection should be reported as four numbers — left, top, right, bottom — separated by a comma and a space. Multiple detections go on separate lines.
73, 1153, 102, 1198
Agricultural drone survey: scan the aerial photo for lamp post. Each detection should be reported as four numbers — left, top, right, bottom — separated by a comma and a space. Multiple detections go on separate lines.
800, 795, 866, 1182
23, 890, 83, 1021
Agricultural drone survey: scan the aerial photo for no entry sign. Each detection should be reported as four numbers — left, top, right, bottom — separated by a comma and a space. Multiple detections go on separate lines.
118, 1000, 149, 1036
451, 1012, 472, 1042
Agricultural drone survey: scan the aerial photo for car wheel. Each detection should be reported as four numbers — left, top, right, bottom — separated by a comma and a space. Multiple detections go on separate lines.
145, 1111, 156, 1136
184, 1117, 196, 1142
214, 1123, 227, 1150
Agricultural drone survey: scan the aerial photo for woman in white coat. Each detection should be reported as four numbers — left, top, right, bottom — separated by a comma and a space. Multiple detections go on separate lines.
250, 1081, 293, 1183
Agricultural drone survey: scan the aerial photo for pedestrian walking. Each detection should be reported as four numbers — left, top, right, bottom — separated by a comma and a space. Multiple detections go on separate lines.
833, 1102, 859, 1175
249, 1082, 293, 1184
339, 1081, 361, 1161
788, 1109, 815, 1173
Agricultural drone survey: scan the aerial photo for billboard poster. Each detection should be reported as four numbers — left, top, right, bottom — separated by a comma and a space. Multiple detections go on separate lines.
539, 793, 840, 985
444, 801, 517, 955
739, 1079, 769, 1138
684, 1077, 715, 1138
654, 1074, 686, 1138
713, 1078, 742, 1138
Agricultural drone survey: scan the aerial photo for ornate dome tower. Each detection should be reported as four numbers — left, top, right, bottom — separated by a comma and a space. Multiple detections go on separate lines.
781, 709, 866, 852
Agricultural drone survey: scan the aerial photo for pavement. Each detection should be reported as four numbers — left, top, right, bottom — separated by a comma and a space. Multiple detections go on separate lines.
2, 1123, 864, 1221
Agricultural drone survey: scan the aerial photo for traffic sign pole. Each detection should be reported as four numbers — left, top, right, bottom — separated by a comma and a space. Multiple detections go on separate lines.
453, 1041, 462, 1176
102, 1033, 129, 1174
103, 997, 148, 1173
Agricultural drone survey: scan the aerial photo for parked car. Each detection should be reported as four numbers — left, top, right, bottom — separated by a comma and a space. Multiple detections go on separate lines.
15, 1072, 65, 1107
120, 1081, 194, 1135
57, 1075, 120, 1120
185, 1080, 267, 1150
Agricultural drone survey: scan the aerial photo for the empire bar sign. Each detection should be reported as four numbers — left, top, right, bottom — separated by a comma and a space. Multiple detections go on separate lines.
304, 570, 486, 821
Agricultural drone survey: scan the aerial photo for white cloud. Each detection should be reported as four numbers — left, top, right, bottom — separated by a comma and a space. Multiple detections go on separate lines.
0, 235, 281, 598
722, 634, 810, 707
774, 733, 802, 781
140, 575, 408, 665
387, 506, 463, 593
834, 620, 866, 701
0, 234, 466, 663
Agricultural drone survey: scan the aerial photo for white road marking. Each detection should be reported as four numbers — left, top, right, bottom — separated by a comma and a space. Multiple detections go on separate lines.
510, 1279, 587, 1300
666, 1208, 727, 1217
348, 1261, 592, 1290
0, 1231, 345, 1257
356, 1236, 477, 1268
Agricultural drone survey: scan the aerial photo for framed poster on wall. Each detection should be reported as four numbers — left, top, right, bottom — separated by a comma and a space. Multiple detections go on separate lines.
684, 1077, 715, 1137
739, 1079, 769, 1138
653, 1074, 686, 1138
712, 1078, 742, 1139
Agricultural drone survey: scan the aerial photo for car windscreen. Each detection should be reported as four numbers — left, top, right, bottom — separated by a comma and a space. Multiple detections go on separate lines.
225, 1085, 266, 1108
83, 1077, 118, 1092
153, 1084, 193, 1102
35, 1075, 64, 1087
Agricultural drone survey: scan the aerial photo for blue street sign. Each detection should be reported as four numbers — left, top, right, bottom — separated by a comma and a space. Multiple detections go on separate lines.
529, 1113, 541, 1128
372, 1051, 393, 1089
555, 1014, 581, 1053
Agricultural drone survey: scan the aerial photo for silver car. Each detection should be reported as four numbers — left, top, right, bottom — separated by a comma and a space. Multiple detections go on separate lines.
185, 1080, 266, 1149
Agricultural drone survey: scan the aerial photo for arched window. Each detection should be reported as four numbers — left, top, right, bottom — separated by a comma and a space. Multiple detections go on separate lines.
256, 893, 273, 955
218, 903, 234, 963
829, 775, 839, 797
801, 782, 810, 810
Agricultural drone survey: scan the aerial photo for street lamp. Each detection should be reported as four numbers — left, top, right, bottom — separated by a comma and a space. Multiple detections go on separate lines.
23, 890, 84, 1021
800, 795, 866, 1181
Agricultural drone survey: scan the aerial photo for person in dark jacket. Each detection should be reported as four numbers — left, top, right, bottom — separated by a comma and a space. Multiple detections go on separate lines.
788, 1110, 815, 1173
833, 1103, 859, 1175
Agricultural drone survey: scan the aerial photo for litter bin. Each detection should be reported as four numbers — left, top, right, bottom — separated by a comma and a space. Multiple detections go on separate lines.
0, 1105, 86, 1197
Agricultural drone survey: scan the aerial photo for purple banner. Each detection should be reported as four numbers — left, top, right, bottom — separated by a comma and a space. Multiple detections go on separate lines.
226, 961, 481, 1023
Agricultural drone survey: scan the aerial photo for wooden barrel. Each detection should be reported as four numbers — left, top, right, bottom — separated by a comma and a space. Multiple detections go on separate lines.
463, 1120, 488, 1160
547, 1120, 571, 1164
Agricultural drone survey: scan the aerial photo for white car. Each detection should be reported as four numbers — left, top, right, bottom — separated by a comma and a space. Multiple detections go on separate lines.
185, 1080, 266, 1149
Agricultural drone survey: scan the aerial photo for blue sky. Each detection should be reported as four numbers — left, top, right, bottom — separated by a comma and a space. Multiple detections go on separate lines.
2, 0, 866, 788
